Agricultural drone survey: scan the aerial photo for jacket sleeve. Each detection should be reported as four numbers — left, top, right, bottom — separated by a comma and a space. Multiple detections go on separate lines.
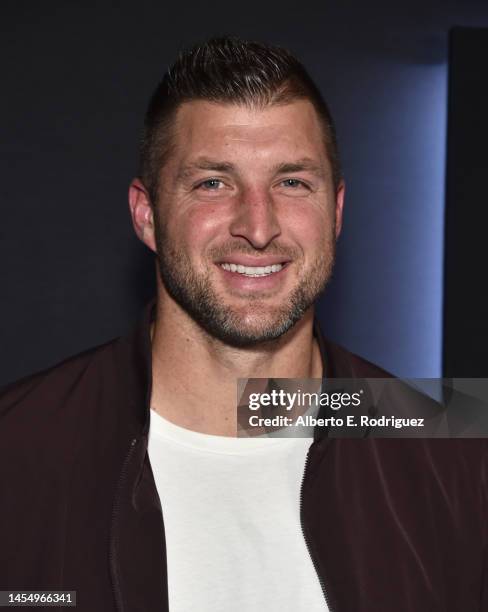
481, 440, 488, 610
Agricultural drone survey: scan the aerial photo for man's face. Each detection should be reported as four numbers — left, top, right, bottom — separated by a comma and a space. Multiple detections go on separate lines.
141, 99, 343, 346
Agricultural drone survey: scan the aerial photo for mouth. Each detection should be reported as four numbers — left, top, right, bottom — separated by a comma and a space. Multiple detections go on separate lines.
219, 262, 286, 278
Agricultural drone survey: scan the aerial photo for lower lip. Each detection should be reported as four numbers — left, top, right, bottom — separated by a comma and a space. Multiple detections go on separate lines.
217, 264, 289, 291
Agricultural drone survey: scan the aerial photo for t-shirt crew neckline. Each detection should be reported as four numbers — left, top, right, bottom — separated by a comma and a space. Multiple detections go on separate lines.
149, 407, 299, 456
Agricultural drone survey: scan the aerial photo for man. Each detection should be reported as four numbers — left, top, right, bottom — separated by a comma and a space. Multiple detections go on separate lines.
0, 37, 486, 612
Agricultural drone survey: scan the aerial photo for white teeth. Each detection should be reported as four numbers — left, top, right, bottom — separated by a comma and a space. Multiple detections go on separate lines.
220, 263, 284, 276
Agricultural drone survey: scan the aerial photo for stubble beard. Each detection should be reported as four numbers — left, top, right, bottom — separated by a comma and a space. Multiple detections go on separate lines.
154, 223, 336, 348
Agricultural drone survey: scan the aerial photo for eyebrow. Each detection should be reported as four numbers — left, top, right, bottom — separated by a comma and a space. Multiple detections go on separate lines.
176, 158, 236, 181
176, 156, 325, 181
274, 158, 325, 177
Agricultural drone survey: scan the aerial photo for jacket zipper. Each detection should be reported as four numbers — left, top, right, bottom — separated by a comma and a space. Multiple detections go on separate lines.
109, 436, 139, 612
110, 437, 333, 611
299, 446, 335, 611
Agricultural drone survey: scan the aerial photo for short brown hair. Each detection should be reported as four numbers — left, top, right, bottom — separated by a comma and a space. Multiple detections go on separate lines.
139, 36, 342, 202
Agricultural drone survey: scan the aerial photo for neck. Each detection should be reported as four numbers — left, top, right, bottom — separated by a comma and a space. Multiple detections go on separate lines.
150, 293, 323, 437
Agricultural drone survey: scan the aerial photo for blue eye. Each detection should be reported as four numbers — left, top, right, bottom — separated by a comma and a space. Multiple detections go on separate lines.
284, 179, 307, 188
198, 179, 223, 190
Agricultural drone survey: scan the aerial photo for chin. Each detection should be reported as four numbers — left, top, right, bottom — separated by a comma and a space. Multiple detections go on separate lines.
206, 311, 301, 348
230, 307, 285, 330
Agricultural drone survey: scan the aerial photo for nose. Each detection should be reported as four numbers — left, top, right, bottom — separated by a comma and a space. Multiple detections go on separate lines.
228, 187, 281, 249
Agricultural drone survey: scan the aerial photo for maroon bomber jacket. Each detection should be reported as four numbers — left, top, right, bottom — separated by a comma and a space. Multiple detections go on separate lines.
0, 299, 487, 611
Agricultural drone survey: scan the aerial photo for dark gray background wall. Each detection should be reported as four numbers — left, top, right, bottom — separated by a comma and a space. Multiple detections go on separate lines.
1, 1, 487, 385
443, 28, 488, 377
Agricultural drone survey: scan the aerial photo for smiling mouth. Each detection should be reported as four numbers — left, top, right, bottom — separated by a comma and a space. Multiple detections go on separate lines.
219, 262, 286, 277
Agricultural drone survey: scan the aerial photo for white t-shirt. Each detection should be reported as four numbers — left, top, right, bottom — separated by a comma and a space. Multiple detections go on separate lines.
147, 408, 328, 612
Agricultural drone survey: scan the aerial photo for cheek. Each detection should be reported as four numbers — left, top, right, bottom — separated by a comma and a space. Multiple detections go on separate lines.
285, 205, 334, 252
187, 204, 223, 231
171, 205, 230, 254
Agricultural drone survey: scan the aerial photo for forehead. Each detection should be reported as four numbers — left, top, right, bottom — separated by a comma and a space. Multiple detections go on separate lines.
169, 99, 328, 167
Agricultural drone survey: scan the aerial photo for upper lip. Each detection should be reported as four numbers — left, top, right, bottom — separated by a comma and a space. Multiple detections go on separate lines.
215, 256, 290, 266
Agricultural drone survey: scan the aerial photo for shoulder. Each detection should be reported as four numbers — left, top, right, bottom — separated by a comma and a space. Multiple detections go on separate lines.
321, 341, 488, 470
0, 332, 139, 501
0, 336, 124, 424
321, 338, 393, 378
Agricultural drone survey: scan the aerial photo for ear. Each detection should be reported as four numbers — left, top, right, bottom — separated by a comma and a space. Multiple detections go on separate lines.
128, 178, 157, 253
334, 180, 345, 239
